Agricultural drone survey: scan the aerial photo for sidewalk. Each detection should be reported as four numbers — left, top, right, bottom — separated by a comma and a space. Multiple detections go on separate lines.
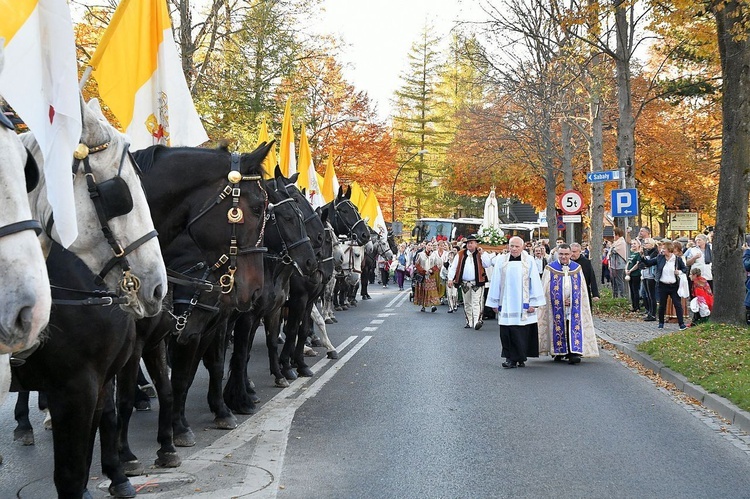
593, 316, 750, 434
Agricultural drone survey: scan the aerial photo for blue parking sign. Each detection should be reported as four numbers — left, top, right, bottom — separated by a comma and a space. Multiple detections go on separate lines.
611, 188, 639, 217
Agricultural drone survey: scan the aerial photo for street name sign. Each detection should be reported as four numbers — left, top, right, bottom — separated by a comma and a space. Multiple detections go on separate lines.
611, 188, 639, 217
558, 189, 584, 215
586, 170, 621, 183
669, 212, 698, 231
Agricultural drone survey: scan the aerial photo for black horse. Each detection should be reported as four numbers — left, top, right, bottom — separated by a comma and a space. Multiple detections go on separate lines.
279, 185, 369, 380
12, 143, 274, 499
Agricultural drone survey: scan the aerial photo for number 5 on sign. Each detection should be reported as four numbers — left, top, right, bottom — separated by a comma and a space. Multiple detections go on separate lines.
558, 189, 584, 215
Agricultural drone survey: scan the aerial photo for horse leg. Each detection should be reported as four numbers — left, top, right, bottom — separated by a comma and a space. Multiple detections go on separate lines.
169, 334, 203, 447
46, 377, 98, 499
264, 310, 288, 387
289, 299, 314, 378
311, 305, 338, 359
279, 310, 299, 381
204, 324, 237, 429
116, 354, 145, 477
13, 391, 35, 445
144, 340, 181, 468
223, 313, 257, 415
99, 380, 136, 498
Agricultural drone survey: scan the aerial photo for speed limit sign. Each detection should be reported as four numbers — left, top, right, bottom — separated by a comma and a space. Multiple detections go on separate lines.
558, 189, 584, 215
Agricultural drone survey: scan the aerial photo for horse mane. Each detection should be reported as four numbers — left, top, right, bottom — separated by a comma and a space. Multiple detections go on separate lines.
132, 142, 271, 178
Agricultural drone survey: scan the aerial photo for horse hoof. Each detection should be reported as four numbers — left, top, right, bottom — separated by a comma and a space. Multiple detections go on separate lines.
226, 402, 253, 415
174, 429, 196, 447
297, 366, 314, 377
123, 459, 145, 477
342, 305, 349, 310
108, 479, 137, 498
311, 338, 323, 347
325, 318, 334, 324
334, 306, 342, 311
331, 317, 338, 323
13, 428, 34, 446
275, 377, 290, 388
215, 414, 239, 428
326, 350, 339, 359
250, 392, 261, 404
155, 450, 182, 468
248, 379, 256, 390
42, 410, 52, 430
282, 368, 298, 381
304, 347, 318, 357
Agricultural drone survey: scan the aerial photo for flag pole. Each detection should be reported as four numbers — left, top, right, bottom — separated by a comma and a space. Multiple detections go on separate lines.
79, 66, 92, 90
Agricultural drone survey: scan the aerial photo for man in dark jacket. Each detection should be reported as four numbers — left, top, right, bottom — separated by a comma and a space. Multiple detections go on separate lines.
571, 242, 600, 304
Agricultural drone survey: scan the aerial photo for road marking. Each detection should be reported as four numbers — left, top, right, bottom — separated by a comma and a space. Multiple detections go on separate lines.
377, 313, 394, 318
362, 326, 377, 331
385, 290, 408, 308
146, 336, 370, 498
370, 319, 384, 324
393, 290, 410, 308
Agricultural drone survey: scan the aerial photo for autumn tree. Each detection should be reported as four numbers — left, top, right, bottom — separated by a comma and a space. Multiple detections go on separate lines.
392, 24, 450, 221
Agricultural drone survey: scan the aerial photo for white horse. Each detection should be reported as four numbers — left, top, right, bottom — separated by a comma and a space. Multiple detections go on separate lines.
23, 97, 167, 319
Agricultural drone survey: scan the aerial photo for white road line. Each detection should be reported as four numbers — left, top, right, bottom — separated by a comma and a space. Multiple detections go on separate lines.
362, 326, 377, 332
394, 290, 411, 308
147, 336, 367, 498
370, 319, 384, 324
377, 313, 394, 318
385, 290, 407, 308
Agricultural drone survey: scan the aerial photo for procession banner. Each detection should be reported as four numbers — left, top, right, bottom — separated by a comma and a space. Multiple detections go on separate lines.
279, 97, 296, 177
0, 0, 81, 247
90, 0, 208, 150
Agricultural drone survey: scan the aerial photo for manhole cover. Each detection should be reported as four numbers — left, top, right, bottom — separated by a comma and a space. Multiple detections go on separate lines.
96, 472, 196, 494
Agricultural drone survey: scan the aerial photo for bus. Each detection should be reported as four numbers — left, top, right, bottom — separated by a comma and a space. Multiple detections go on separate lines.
412, 218, 545, 243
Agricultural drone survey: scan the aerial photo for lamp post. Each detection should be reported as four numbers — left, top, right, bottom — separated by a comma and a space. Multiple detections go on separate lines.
391, 149, 428, 223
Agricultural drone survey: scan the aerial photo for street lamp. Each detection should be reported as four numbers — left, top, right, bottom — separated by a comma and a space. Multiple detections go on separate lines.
391, 149, 429, 224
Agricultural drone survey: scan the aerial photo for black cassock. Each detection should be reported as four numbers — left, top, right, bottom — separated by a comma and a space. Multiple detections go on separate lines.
500, 324, 540, 363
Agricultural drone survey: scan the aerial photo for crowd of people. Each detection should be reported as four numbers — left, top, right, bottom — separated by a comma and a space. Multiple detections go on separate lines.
383, 225, 729, 369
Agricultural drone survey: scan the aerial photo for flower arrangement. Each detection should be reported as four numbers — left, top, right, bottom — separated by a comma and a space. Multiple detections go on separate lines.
478, 226, 507, 246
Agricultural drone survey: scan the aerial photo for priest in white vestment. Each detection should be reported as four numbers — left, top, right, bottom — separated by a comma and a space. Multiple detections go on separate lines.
486, 237, 546, 368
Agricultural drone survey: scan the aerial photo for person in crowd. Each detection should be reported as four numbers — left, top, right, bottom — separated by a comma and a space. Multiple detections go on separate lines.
744, 240, 750, 325
642, 240, 688, 330
448, 234, 493, 329
394, 243, 408, 291
625, 239, 642, 312
377, 253, 390, 287
639, 238, 658, 321
637, 226, 651, 245
686, 234, 713, 291
486, 236, 545, 369
525, 241, 534, 254
549, 237, 565, 262
689, 267, 713, 325
601, 240, 612, 285
442, 248, 459, 313
532, 245, 548, 278
570, 242, 599, 303
582, 242, 590, 259
537, 244, 599, 364
435, 240, 451, 304
414, 242, 441, 312
609, 227, 628, 298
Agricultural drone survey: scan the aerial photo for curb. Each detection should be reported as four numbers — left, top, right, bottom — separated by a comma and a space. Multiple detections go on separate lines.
596, 330, 750, 434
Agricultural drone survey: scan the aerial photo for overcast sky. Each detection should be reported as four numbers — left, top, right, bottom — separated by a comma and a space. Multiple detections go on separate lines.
314, 0, 487, 120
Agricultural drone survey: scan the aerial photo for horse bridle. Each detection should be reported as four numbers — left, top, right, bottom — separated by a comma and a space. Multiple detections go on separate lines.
70, 141, 158, 297
330, 198, 368, 242
263, 196, 310, 273
167, 261, 220, 332
0, 119, 43, 239
186, 152, 268, 294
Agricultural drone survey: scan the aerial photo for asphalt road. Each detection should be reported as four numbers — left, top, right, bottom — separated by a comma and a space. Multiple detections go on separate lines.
1, 284, 749, 498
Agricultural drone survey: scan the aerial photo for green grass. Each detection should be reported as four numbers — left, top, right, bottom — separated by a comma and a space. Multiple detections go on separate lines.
592, 286, 633, 317
638, 323, 750, 413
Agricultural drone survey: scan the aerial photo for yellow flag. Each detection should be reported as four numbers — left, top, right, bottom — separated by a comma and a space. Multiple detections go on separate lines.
360, 190, 379, 228
297, 123, 310, 190
256, 118, 277, 179
321, 151, 339, 203
349, 181, 366, 211
279, 97, 296, 177
90, 0, 207, 149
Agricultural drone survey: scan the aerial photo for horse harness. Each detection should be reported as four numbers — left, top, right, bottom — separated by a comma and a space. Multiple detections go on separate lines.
329, 198, 368, 242
186, 152, 268, 294
263, 195, 310, 274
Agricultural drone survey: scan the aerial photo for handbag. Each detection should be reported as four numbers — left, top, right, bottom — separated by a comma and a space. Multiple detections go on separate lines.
678, 273, 690, 298
397, 263, 406, 271
413, 272, 425, 284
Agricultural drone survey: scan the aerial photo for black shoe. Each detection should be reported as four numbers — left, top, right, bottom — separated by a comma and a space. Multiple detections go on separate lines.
644, 316, 656, 322
517, 361, 526, 367
431, 306, 437, 313
447, 309, 453, 313
553, 355, 565, 362
464, 324, 471, 329
474, 321, 483, 330
420, 307, 425, 312
502, 361, 517, 369
568, 355, 581, 365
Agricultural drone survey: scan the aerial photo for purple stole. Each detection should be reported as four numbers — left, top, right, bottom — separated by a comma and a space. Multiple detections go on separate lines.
548, 260, 584, 355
